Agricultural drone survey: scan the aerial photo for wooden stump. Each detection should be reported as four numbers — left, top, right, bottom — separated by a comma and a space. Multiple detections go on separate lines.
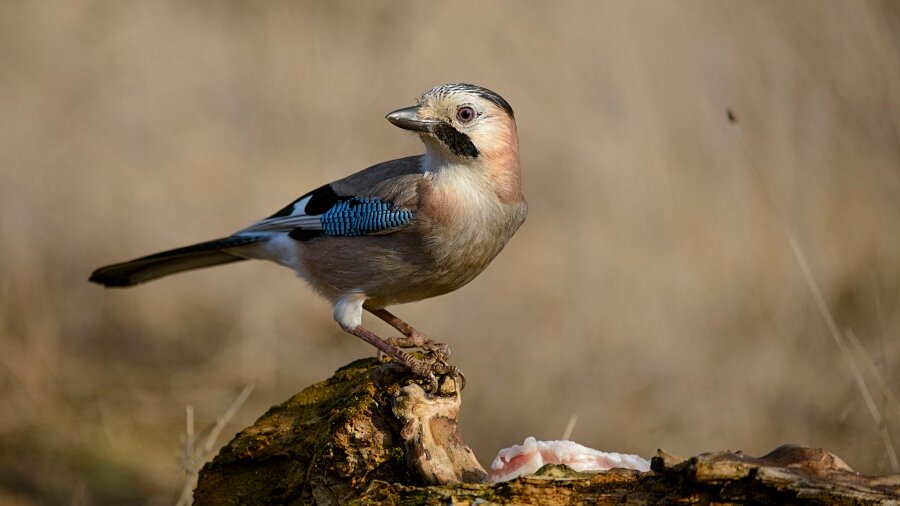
194, 358, 483, 505
194, 359, 900, 505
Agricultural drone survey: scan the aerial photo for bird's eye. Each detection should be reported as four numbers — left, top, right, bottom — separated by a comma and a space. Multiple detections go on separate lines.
456, 106, 477, 124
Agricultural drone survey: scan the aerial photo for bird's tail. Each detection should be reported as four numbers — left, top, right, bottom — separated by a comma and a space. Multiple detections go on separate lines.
89, 235, 265, 288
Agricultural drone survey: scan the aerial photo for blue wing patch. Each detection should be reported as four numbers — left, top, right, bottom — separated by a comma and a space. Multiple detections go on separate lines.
321, 198, 414, 236
286, 196, 413, 241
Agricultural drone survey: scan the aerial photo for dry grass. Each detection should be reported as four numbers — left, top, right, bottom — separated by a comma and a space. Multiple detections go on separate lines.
1, 1, 899, 503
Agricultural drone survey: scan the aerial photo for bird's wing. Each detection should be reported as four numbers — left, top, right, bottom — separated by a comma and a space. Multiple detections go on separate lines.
238, 156, 423, 241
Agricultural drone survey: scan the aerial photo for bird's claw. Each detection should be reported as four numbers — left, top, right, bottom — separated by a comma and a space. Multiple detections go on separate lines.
422, 340, 451, 360
405, 356, 465, 394
375, 342, 464, 393
428, 359, 466, 391
420, 370, 439, 394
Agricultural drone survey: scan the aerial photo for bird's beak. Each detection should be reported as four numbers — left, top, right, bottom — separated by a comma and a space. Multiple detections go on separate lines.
386, 106, 441, 133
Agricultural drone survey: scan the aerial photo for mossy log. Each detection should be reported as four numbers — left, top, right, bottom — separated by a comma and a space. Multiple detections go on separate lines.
195, 359, 900, 505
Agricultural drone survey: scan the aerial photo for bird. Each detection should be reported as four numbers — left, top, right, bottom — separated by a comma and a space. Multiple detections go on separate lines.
90, 83, 527, 386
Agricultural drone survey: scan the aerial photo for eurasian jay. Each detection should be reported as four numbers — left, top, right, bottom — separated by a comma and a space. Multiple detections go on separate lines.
90, 83, 527, 385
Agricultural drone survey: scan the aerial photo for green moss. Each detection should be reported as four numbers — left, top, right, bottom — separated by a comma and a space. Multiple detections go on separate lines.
196, 359, 412, 505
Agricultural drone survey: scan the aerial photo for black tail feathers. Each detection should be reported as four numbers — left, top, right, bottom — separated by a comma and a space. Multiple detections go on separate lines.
89, 236, 264, 288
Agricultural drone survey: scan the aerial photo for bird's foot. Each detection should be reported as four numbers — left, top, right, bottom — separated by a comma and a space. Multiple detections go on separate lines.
422, 340, 451, 359
430, 360, 466, 391
349, 325, 461, 393
385, 333, 451, 360
377, 351, 465, 393
416, 352, 465, 392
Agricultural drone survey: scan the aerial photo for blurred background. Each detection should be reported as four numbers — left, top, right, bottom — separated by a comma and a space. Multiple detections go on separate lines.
2, 1, 899, 504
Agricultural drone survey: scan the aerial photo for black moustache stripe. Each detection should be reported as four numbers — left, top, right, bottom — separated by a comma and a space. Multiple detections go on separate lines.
433, 123, 479, 158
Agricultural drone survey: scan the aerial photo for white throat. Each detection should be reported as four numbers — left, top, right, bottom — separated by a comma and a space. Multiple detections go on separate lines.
420, 148, 497, 217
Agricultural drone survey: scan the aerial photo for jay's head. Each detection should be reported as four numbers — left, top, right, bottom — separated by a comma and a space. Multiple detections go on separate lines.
386, 83, 517, 162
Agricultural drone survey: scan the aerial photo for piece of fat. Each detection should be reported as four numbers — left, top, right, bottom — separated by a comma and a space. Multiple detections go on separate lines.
488, 436, 651, 483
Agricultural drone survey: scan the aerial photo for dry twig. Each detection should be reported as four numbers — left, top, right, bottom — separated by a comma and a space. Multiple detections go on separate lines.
176, 384, 254, 506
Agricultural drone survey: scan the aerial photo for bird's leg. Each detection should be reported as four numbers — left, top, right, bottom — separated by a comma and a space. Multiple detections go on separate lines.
364, 309, 465, 390
367, 308, 450, 358
347, 325, 437, 388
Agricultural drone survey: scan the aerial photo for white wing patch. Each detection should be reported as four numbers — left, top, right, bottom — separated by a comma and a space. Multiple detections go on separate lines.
238, 195, 320, 233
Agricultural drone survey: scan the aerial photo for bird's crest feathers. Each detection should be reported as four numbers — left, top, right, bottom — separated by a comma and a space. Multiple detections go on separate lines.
420, 83, 514, 118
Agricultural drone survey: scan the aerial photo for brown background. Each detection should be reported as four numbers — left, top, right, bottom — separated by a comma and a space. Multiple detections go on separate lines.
2, 1, 899, 503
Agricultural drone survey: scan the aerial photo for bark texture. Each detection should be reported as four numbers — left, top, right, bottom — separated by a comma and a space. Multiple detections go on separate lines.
195, 359, 900, 505
194, 358, 482, 505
